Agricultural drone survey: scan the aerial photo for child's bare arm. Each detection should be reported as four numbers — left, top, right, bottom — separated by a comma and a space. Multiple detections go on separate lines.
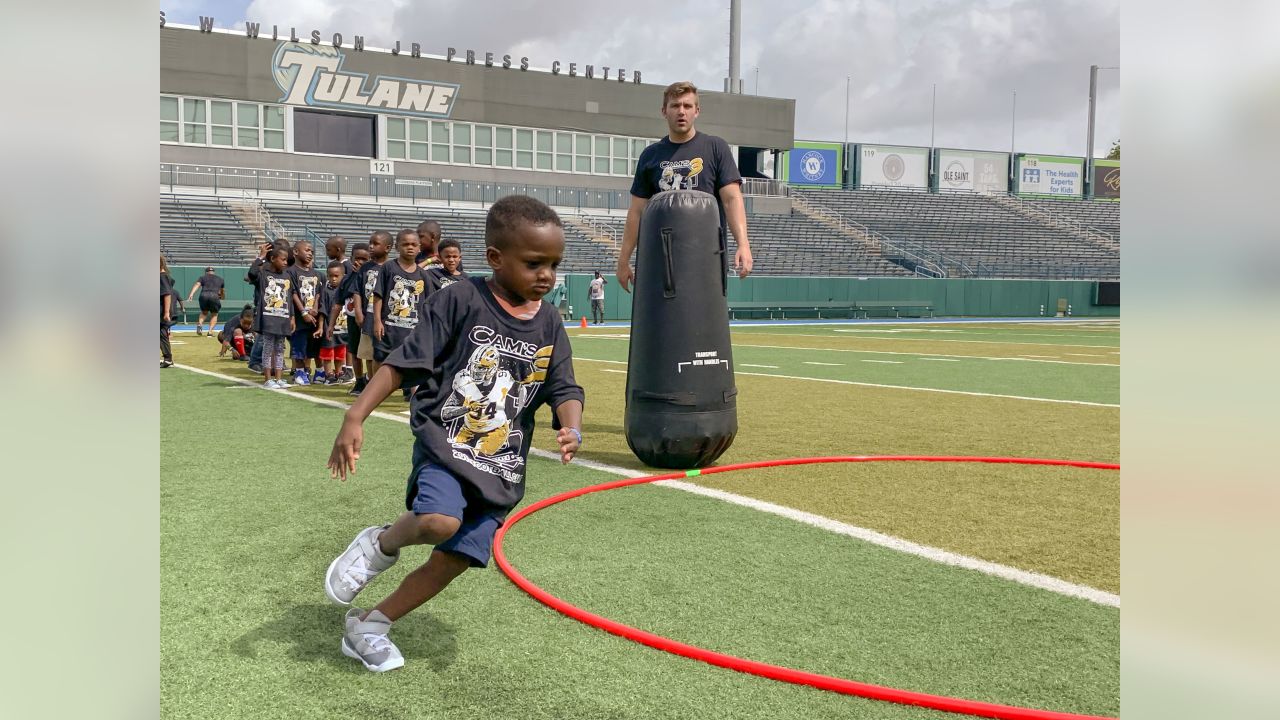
328, 364, 403, 480
372, 297, 385, 339
553, 399, 583, 464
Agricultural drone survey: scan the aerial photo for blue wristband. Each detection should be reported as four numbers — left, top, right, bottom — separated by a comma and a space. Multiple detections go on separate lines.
568, 428, 583, 445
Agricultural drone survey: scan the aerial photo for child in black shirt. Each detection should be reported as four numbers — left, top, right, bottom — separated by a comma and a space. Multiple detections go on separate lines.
289, 240, 326, 385
256, 248, 295, 388
218, 305, 255, 360
319, 261, 348, 385
354, 231, 391, 390
325, 196, 584, 672
341, 244, 371, 392
427, 238, 468, 292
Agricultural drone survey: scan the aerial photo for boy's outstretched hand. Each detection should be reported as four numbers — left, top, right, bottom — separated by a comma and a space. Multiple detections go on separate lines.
328, 418, 364, 480
556, 427, 581, 464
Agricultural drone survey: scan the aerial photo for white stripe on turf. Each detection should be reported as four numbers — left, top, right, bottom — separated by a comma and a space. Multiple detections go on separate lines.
571, 358, 1120, 407
171, 363, 1119, 607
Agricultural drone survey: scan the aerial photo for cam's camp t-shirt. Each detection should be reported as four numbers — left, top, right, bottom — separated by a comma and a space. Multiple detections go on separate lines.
256, 269, 293, 335
588, 277, 605, 300
289, 266, 325, 326
359, 261, 384, 335
427, 266, 469, 293
630, 131, 742, 225
196, 273, 225, 297
323, 284, 349, 336
377, 260, 433, 346
386, 277, 585, 515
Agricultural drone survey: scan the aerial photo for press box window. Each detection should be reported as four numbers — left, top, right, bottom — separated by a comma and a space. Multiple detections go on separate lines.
293, 109, 375, 158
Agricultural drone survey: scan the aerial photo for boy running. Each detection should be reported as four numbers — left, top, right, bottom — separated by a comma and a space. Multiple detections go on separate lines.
185, 267, 225, 336
325, 195, 584, 672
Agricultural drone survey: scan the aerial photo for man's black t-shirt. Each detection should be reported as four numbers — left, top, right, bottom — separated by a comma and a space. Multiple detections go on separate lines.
256, 269, 293, 336
358, 261, 384, 335
377, 260, 433, 349
630, 131, 742, 225
385, 278, 584, 515
196, 273, 225, 298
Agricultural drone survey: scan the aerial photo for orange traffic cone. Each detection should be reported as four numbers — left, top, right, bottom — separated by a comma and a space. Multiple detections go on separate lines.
580, 316, 588, 329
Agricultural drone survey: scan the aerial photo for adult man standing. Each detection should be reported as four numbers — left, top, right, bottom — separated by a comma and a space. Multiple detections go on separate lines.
588, 271, 607, 325
616, 81, 754, 292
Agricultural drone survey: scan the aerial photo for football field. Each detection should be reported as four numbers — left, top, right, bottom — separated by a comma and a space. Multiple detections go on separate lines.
161, 318, 1119, 719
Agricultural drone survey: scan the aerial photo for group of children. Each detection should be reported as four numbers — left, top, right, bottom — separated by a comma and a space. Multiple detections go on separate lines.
235, 219, 469, 392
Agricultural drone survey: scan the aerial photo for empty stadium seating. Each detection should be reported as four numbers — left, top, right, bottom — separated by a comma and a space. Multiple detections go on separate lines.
160, 196, 257, 265
792, 187, 1119, 280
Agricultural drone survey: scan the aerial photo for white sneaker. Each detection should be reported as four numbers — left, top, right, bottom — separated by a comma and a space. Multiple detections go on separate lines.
325, 525, 398, 606
263, 379, 278, 389
341, 608, 404, 672
275, 378, 291, 387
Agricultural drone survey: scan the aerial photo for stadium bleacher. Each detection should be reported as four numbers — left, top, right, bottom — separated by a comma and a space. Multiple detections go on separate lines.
161, 181, 1118, 280
791, 186, 1119, 280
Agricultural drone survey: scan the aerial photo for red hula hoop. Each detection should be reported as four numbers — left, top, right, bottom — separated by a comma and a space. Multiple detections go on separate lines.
493, 455, 1119, 720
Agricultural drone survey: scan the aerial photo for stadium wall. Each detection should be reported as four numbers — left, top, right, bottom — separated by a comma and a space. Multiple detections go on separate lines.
171, 266, 1117, 322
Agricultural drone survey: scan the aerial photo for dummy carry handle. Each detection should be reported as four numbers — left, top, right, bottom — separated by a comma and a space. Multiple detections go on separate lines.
661, 228, 676, 298
634, 390, 697, 406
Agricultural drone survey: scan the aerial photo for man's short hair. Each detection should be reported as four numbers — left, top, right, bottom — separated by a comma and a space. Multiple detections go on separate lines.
663, 81, 699, 107
485, 195, 562, 249
438, 238, 461, 253
327, 260, 344, 271
351, 242, 370, 255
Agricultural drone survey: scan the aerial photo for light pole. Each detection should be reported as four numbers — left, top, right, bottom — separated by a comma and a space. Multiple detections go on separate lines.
844, 75, 850, 144
754, 66, 759, 95
930, 83, 936, 148
1085, 65, 1119, 197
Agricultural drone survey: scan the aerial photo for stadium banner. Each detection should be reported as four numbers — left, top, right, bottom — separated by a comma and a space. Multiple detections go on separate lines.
1015, 154, 1083, 196
856, 144, 929, 189
935, 149, 1009, 193
1092, 158, 1120, 199
779, 141, 843, 187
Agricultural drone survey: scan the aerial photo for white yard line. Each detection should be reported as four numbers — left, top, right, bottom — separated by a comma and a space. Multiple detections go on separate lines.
740, 363, 780, 369
803, 361, 843, 366
571, 358, 1119, 407
791, 331, 1118, 350
575, 335, 1118, 367
920, 358, 961, 362
170, 362, 1119, 608
1065, 353, 1106, 357
600, 368, 627, 374
860, 359, 903, 364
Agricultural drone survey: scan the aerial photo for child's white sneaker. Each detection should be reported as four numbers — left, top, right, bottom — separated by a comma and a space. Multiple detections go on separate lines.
341, 608, 404, 672
325, 525, 398, 605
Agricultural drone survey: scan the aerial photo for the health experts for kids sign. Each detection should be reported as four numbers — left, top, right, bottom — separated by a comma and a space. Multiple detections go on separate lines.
1016, 154, 1084, 196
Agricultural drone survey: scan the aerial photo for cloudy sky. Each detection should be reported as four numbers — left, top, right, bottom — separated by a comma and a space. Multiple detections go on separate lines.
165, 0, 1119, 157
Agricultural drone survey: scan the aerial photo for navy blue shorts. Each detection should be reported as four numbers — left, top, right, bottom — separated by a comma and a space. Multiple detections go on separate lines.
289, 325, 322, 359
404, 463, 504, 568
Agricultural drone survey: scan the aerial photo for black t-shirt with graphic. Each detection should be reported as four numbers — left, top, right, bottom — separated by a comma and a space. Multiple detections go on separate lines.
376, 260, 433, 349
427, 266, 469, 293
323, 283, 348, 337
289, 265, 325, 329
161, 274, 174, 319
256, 269, 293, 336
358, 261, 384, 335
386, 278, 585, 515
339, 266, 363, 320
630, 131, 742, 226
196, 273, 225, 298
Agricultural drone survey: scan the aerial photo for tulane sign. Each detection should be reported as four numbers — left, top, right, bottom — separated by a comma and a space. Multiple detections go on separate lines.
273, 42, 459, 118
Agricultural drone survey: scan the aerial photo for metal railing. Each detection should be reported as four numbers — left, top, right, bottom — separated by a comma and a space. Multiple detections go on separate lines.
994, 192, 1116, 247
790, 194, 960, 278
161, 163, 632, 212
741, 177, 790, 197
